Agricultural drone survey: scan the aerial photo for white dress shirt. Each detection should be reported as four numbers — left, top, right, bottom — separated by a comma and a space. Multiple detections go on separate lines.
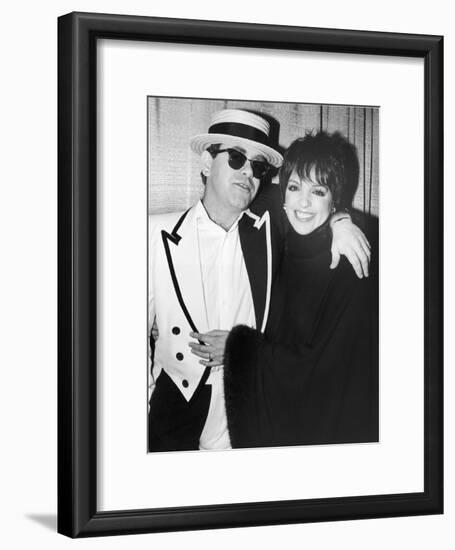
195, 201, 256, 450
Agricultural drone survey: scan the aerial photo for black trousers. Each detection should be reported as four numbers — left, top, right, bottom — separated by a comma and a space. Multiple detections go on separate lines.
148, 370, 212, 452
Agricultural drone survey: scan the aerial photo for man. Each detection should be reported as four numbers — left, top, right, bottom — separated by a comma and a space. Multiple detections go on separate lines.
148, 109, 369, 452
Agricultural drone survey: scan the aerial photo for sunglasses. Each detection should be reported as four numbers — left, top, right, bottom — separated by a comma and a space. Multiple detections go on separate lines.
210, 148, 272, 180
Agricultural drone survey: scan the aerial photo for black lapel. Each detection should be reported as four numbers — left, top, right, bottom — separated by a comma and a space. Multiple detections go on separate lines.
239, 213, 268, 330
161, 209, 199, 333
160, 208, 211, 390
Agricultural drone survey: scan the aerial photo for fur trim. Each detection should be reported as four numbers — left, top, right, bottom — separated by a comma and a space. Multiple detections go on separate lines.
224, 325, 261, 448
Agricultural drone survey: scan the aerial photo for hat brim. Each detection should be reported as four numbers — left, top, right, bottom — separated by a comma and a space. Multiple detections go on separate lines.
190, 134, 283, 168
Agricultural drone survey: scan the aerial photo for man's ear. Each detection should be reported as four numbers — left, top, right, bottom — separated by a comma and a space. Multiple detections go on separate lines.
200, 150, 213, 177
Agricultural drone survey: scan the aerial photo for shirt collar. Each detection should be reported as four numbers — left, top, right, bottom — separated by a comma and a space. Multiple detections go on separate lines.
195, 200, 246, 233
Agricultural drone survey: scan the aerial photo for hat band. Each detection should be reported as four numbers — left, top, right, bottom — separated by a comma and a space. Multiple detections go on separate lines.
209, 122, 269, 146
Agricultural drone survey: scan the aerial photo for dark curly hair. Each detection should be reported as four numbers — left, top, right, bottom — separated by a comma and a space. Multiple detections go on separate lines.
280, 131, 357, 210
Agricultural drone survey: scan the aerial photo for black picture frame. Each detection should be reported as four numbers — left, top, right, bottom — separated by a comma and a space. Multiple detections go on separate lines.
58, 12, 443, 538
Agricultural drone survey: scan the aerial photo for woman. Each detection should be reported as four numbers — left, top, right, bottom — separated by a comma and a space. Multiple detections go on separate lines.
194, 132, 378, 448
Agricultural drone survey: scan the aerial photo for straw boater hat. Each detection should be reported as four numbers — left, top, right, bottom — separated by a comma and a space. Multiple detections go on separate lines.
189, 109, 283, 168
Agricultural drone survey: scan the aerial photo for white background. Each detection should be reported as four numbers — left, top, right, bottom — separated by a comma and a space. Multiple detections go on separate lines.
99, 42, 423, 510
0, 1, 452, 548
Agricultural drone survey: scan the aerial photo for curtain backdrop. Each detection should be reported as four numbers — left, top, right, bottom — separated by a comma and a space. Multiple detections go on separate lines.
148, 97, 379, 217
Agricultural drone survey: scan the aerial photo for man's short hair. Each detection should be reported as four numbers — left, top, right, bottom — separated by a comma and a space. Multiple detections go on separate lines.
200, 144, 221, 185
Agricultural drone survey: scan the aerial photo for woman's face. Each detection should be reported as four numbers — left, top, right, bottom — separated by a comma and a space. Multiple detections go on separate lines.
284, 169, 333, 235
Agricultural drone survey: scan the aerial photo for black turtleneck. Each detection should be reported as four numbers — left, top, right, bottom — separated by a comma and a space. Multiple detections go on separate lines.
272, 221, 335, 348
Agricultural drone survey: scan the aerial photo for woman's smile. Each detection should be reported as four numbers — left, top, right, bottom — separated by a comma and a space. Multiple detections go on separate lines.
293, 210, 316, 221
284, 169, 333, 235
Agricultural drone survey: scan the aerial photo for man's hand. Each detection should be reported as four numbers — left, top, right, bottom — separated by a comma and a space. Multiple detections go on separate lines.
150, 319, 159, 341
189, 330, 229, 367
330, 218, 371, 278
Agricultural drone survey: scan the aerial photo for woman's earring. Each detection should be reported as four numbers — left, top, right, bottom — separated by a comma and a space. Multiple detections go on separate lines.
283, 204, 287, 211
331, 206, 336, 213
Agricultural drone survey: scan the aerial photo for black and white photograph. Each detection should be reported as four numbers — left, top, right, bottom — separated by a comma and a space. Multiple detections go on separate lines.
0, 0, 450, 544
147, 97, 379, 452
54, 11, 443, 539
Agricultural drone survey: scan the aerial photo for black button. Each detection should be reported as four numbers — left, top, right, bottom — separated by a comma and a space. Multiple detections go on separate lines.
172, 326, 180, 335
182, 379, 189, 388
176, 352, 184, 361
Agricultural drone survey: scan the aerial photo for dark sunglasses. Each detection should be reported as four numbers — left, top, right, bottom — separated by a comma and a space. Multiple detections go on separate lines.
210, 148, 272, 179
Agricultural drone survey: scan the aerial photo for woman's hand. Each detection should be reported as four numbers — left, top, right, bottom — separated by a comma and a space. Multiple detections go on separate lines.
189, 330, 229, 367
330, 217, 371, 278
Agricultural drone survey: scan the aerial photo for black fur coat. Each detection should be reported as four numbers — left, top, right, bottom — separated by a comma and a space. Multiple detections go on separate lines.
224, 222, 379, 449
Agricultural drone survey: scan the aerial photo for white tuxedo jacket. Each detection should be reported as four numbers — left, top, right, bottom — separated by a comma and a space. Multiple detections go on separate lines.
148, 202, 275, 401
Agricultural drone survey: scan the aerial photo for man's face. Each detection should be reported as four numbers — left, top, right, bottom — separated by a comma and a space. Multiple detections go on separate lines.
204, 143, 266, 215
